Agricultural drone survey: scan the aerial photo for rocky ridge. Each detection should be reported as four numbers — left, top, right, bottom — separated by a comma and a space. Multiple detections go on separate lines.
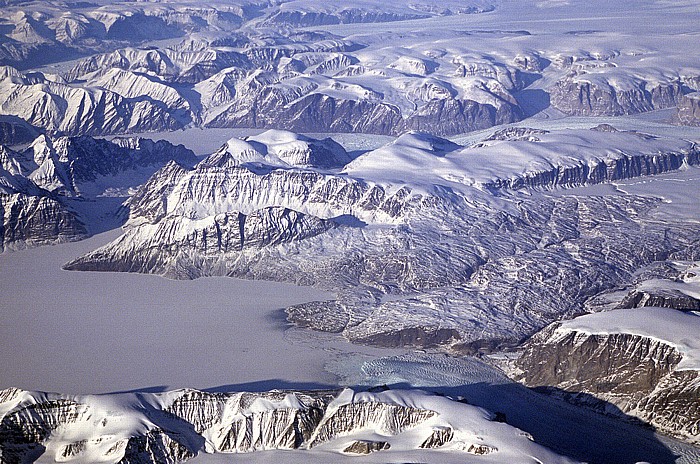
64, 128, 700, 353
0, 134, 196, 251
0, 387, 574, 463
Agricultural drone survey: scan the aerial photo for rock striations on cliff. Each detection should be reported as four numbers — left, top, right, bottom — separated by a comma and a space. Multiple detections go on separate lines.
0, 387, 576, 464
64, 128, 700, 354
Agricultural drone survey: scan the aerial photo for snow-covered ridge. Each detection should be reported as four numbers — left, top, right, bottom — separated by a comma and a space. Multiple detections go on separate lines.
0, 66, 192, 136
555, 307, 700, 370
514, 307, 700, 443
344, 127, 699, 194
0, 134, 196, 252
119, 127, 699, 232
0, 387, 576, 463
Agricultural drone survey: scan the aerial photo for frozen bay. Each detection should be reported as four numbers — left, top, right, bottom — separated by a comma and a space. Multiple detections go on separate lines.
0, 230, 339, 394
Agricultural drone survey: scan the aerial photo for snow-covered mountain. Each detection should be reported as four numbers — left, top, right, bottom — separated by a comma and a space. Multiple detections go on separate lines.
512, 307, 700, 444
0, 2, 250, 69
0, 134, 196, 251
0, 66, 193, 136
0, 386, 576, 463
0, 169, 88, 252
2, 0, 699, 138
65, 127, 700, 354
505, 262, 700, 443
3, 0, 700, 459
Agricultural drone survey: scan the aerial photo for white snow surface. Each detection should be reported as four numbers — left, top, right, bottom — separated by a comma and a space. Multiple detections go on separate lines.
343, 128, 697, 194
0, 386, 576, 464
556, 307, 700, 370
0, 230, 341, 394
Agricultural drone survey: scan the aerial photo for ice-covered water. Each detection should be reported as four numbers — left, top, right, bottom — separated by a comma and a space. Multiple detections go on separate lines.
0, 230, 337, 394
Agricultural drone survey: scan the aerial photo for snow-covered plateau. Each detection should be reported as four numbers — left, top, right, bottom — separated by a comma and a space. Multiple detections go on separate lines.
2, 0, 700, 463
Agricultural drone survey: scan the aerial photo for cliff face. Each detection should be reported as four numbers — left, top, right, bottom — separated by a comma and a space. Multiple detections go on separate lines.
550, 75, 685, 116
0, 387, 571, 464
513, 309, 700, 444
0, 134, 196, 251
206, 92, 523, 136
675, 92, 700, 126
485, 145, 699, 190
0, 192, 88, 251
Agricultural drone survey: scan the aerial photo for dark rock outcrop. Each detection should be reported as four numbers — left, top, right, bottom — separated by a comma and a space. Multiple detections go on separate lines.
514, 323, 700, 443
675, 92, 700, 126
550, 76, 684, 116
343, 440, 390, 454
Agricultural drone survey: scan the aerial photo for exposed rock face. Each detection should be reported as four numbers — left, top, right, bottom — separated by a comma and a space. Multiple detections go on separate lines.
0, 387, 555, 464
13, 134, 197, 196
485, 145, 699, 190
465, 443, 498, 455
550, 75, 684, 116
308, 401, 436, 447
619, 289, 700, 311
205, 91, 521, 136
420, 426, 454, 448
0, 134, 196, 251
0, 192, 88, 251
118, 430, 195, 464
675, 92, 700, 126
513, 318, 700, 443
481, 126, 549, 143
0, 116, 41, 145
0, 398, 90, 463
65, 130, 700, 350
343, 440, 390, 454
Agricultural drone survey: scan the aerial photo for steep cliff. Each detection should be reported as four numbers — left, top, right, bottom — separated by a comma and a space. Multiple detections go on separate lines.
550, 74, 685, 116
513, 307, 700, 444
0, 387, 574, 463
676, 92, 700, 126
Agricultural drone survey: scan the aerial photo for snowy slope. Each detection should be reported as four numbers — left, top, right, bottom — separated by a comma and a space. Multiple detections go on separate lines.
0, 387, 576, 464
65, 127, 700, 356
